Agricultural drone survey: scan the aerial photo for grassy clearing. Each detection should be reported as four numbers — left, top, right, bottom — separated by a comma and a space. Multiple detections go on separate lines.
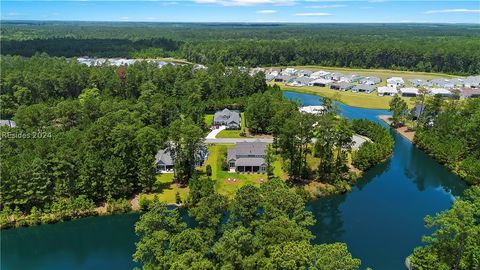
140, 174, 189, 204
204, 114, 214, 127
216, 112, 247, 138
277, 83, 401, 109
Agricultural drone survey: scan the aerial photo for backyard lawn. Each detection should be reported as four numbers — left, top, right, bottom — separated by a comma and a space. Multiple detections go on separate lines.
140, 173, 189, 204
204, 114, 214, 127
203, 144, 267, 198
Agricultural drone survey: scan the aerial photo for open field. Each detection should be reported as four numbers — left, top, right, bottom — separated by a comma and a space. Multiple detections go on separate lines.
275, 83, 413, 110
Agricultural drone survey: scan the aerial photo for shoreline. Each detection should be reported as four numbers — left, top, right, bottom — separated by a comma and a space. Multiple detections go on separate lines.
377, 115, 415, 142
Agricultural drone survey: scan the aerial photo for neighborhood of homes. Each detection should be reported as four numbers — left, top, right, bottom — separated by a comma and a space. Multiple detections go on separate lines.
154, 108, 269, 175
259, 67, 480, 99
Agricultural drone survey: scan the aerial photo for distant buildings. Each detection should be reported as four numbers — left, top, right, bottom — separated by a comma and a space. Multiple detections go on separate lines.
387, 77, 404, 88
399, 87, 419, 97
331, 82, 354, 91
155, 146, 208, 174
428, 88, 452, 97
352, 84, 375, 94
299, 106, 326, 115
377, 86, 398, 96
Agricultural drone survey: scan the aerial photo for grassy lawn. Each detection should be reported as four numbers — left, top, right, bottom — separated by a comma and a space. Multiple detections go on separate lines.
140, 174, 189, 204
216, 112, 247, 138
204, 114, 214, 127
204, 144, 267, 198
267, 65, 458, 109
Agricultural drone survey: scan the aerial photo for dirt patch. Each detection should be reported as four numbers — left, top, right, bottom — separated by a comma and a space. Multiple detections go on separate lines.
378, 115, 415, 142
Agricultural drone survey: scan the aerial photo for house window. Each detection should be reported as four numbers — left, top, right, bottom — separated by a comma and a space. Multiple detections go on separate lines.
229, 162, 235, 168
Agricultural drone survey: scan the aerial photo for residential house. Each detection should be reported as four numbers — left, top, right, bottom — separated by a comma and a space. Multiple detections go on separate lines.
464, 75, 480, 88
387, 77, 404, 88
155, 146, 208, 174
214, 109, 241, 129
330, 82, 354, 91
411, 104, 425, 120
459, 88, 480, 99
268, 69, 281, 77
352, 84, 375, 94
0, 120, 16, 128
274, 75, 293, 83
399, 87, 419, 97
429, 79, 455, 89
227, 141, 268, 173
329, 72, 344, 81
377, 86, 398, 96
360, 76, 381, 85
286, 77, 314, 87
250, 67, 265, 76
428, 88, 452, 97
340, 74, 363, 83
310, 70, 331, 79
308, 78, 333, 87
296, 69, 312, 77
265, 74, 275, 81
299, 106, 326, 115
281, 68, 297, 76
408, 79, 427, 88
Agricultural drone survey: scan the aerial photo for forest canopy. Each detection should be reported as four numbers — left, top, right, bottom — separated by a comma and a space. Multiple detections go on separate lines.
2, 22, 480, 75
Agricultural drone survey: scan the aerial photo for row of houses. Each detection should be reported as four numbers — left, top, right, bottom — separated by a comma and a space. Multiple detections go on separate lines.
263, 67, 480, 98
76, 57, 186, 68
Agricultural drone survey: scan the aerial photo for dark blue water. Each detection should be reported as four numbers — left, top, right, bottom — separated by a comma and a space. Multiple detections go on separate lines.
1, 91, 466, 270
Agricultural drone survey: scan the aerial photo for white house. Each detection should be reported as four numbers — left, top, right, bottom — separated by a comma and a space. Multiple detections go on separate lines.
360, 76, 381, 85
299, 106, 326, 115
387, 77, 404, 88
308, 78, 333, 87
399, 87, 419, 97
310, 70, 331, 79
281, 68, 297, 76
377, 86, 398, 96
428, 88, 452, 97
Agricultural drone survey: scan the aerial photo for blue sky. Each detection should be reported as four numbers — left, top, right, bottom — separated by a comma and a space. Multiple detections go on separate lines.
1, 1, 479, 23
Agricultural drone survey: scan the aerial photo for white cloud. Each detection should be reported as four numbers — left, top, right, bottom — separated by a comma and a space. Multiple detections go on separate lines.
195, 0, 296, 6
306, 4, 346, 9
257, 9, 277, 14
424, 9, 480, 14
295, 12, 332, 16
162, 1, 178, 6
119, 16, 131, 21
145, 16, 160, 20
5, 12, 22, 16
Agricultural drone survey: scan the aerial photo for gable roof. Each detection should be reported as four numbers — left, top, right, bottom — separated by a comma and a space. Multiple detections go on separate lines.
214, 109, 241, 125
155, 149, 173, 166
0, 120, 16, 128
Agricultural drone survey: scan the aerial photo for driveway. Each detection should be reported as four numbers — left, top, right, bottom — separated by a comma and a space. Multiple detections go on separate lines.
206, 126, 226, 139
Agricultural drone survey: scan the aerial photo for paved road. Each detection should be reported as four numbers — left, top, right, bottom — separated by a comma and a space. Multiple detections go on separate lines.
205, 138, 273, 144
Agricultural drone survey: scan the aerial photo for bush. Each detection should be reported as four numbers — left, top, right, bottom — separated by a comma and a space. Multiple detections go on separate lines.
206, 164, 212, 176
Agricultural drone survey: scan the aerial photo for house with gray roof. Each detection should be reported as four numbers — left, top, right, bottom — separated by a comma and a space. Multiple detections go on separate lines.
408, 79, 427, 88
227, 141, 267, 173
360, 76, 381, 85
329, 72, 344, 81
274, 75, 293, 83
286, 77, 314, 87
428, 78, 455, 89
0, 120, 16, 128
352, 84, 375, 93
330, 82, 354, 91
265, 74, 275, 81
465, 75, 480, 88
156, 146, 208, 174
214, 109, 241, 130
296, 69, 312, 77
340, 74, 363, 83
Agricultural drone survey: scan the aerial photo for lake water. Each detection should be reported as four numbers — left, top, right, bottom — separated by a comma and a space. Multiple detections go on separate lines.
1, 91, 466, 270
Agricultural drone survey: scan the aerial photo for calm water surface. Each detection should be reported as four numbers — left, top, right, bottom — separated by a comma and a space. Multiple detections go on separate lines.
1, 91, 466, 270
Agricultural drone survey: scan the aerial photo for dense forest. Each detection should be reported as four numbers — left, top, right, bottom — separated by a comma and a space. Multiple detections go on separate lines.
2, 22, 480, 75
413, 97, 480, 185
134, 177, 361, 269
0, 55, 267, 222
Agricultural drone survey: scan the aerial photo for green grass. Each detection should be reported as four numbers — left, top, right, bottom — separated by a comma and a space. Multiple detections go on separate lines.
204, 114, 214, 127
140, 174, 189, 204
216, 112, 247, 138
204, 144, 267, 198
268, 65, 457, 109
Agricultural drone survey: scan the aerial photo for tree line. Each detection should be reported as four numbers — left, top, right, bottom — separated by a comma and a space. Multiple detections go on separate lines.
134, 176, 362, 270
2, 22, 480, 75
